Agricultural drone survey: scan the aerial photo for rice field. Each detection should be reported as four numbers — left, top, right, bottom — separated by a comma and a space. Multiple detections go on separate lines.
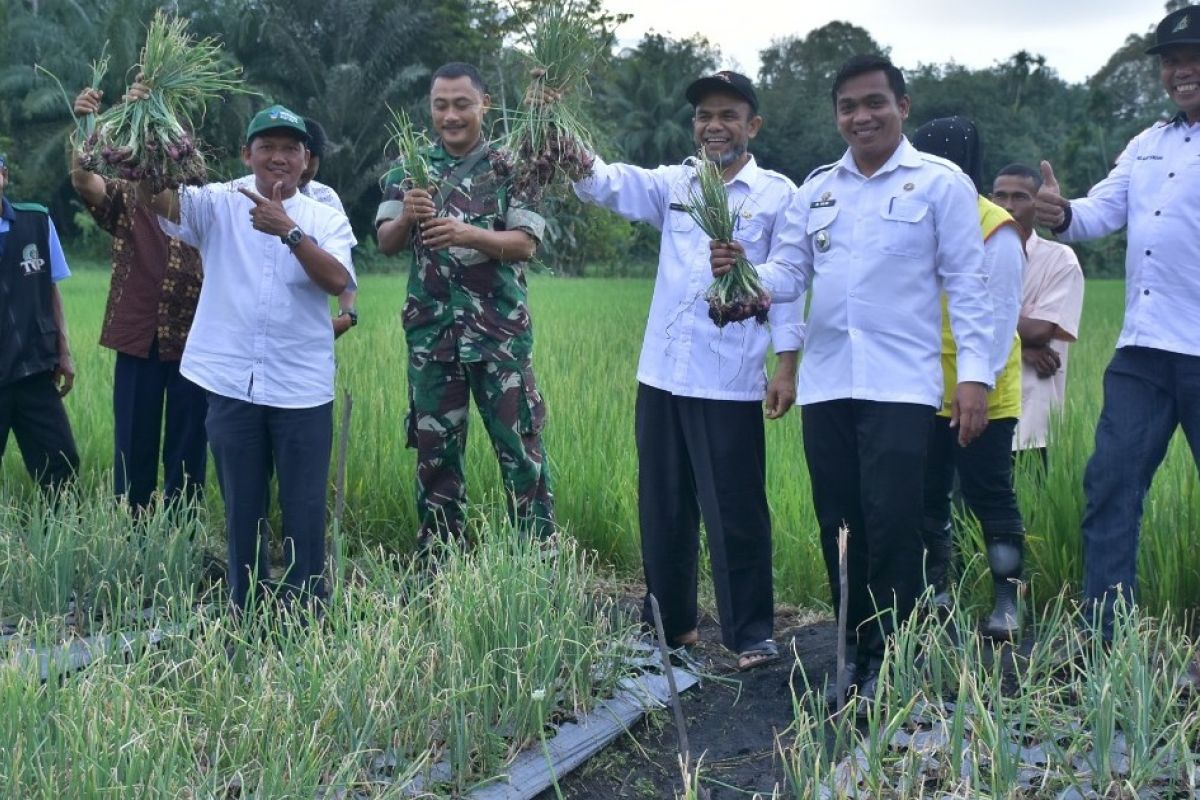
5, 259, 1200, 798
5, 261, 1197, 615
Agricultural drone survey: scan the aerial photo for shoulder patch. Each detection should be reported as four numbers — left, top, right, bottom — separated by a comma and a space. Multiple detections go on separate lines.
759, 168, 798, 190
11, 202, 49, 215
801, 163, 837, 186
915, 152, 962, 174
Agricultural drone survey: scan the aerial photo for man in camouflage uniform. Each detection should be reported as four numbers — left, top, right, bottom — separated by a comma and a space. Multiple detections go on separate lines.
376, 62, 553, 545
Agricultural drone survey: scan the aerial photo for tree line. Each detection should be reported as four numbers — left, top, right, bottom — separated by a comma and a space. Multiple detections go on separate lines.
0, 0, 1187, 276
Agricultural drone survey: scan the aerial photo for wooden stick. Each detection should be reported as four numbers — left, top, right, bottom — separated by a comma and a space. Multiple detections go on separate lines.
649, 594, 690, 765
330, 390, 353, 584
836, 523, 850, 714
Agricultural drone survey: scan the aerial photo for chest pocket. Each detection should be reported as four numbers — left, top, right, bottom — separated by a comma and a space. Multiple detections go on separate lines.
669, 203, 697, 233
806, 206, 839, 257
878, 197, 930, 258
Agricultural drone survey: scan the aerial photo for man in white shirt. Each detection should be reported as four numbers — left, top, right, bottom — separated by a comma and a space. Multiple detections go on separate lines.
231, 117, 358, 338
574, 71, 803, 670
713, 55, 993, 701
129, 104, 357, 612
991, 163, 1084, 469
1036, 6, 1200, 638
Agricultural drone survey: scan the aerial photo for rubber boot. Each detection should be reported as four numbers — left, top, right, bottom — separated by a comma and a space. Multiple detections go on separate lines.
981, 535, 1023, 641
921, 518, 954, 609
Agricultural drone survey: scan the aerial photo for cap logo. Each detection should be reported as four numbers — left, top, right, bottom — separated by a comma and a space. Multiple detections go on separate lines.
1173, 14, 1191, 33
269, 108, 301, 124
716, 72, 733, 83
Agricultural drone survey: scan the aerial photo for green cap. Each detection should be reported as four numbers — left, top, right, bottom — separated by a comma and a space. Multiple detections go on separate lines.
245, 105, 308, 142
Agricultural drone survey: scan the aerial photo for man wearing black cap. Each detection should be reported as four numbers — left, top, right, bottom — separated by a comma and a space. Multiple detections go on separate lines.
0, 152, 80, 494
574, 70, 803, 670
111, 101, 357, 612
1035, 6, 1200, 639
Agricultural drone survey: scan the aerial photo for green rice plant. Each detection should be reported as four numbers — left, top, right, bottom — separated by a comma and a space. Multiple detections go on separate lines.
34, 43, 110, 145
505, 0, 605, 201
382, 105, 436, 193
78, 10, 254, 192
683, 150, 771, 327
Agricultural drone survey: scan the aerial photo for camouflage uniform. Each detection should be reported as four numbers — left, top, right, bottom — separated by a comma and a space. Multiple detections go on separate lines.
377, 139, 554, 543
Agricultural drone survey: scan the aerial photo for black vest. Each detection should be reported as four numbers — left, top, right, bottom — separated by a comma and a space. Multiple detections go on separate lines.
0, 201, 58, 387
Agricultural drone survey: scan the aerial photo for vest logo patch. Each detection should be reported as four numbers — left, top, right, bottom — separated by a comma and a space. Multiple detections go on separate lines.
20, 243, 46, 276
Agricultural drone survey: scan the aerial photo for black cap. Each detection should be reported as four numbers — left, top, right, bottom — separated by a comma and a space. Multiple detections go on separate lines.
1147, 6, 1200, 55
685, 71, 758, 113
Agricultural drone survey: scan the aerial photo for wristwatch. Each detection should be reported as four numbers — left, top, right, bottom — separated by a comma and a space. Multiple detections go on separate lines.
281, 226, 304, 248
338, 309, 358, 326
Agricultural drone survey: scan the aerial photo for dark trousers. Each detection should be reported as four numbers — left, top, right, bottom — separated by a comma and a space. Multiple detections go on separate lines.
1081, 347, 1200, 634
802, 399, 932, 670
113, 339, 208, 509
636, 383, 774, 652
0, 371, 79, 492
924, 416, 1023, 534
205, 394, 333, 611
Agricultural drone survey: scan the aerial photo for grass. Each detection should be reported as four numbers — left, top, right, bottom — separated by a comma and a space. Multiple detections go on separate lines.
0, 490, 633, 797
776, 587, 1200, 798
6, 263, 1197, 616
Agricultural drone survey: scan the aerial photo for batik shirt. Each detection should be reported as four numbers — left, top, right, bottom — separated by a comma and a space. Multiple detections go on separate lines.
375, 140, 546, 364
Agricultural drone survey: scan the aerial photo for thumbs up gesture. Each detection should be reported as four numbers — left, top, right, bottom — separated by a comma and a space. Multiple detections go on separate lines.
1034, 160, 1071, 230
237, 181, 296, 238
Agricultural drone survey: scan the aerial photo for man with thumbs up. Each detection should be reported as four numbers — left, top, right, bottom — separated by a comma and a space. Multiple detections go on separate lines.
122, 104, 357, 613
1034, 5, 1200, 639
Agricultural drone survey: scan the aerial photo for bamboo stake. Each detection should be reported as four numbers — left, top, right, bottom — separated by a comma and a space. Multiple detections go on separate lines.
836, 523, 850, 714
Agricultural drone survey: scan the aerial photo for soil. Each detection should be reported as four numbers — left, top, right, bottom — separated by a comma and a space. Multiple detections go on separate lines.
534, 606, 840, 800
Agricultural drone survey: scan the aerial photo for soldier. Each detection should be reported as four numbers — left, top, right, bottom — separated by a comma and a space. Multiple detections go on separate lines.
0, 152, 80, 493
376, 62, 553, 545
71, 87, 208, 512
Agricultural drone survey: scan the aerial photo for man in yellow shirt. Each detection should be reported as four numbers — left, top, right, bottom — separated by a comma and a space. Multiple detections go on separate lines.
912, 117, 1027, 640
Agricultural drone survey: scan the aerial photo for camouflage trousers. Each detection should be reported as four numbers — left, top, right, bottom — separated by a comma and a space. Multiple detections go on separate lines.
406, 356, 555, 544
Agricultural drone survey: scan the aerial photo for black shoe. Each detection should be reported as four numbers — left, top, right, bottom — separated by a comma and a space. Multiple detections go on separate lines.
853, 668, 880, 718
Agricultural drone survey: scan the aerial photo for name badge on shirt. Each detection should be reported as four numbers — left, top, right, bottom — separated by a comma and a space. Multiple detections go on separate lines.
669, 202, 690, 213
810, 191, 837, 209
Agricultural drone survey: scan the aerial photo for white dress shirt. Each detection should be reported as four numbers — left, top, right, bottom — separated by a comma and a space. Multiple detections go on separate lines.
753, 137, 993, 408
574, 155, 805, 401
161, 180, 357, 408
232, 175, 346, 214
1061, 115, 1200, 356
1014, 231, 1084, 450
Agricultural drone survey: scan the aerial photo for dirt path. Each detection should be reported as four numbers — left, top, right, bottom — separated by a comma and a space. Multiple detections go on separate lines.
536, 610, 839, 799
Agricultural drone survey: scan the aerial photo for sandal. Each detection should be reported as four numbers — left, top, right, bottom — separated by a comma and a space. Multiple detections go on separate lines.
736, 639, 779, 671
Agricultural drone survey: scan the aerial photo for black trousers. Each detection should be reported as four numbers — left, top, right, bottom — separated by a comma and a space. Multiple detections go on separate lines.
113, 338, 208, 509
0, 371, 79, 492
801, 399, 932, 670
636, 383, 773, 652
924, 416, 1023, 535
205, 393, 333, 611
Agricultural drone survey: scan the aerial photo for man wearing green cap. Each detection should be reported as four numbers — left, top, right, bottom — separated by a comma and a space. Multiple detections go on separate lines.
1035, 5, 1200, 639
0, 152, 80, 494
114, 101, 357, 611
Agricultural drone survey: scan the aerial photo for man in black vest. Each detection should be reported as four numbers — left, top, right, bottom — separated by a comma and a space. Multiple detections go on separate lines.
0, 153, 80, 492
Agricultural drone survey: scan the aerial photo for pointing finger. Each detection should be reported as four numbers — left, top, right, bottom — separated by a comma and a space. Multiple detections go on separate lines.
237, 187, 268, 205
272, 181, 283, 203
